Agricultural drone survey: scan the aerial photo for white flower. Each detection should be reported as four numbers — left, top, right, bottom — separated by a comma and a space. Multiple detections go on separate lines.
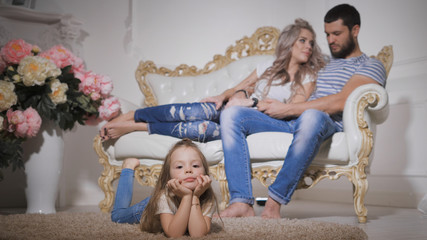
17, 56, 61, 86
48, 79, 69, 105
0, 80, 18, 112
0, 115, 4, 131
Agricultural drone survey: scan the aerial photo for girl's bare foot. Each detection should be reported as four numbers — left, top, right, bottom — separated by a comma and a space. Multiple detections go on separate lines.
217, 202, 255, 218
261, 197, 281, 219
122, 158, 140, 170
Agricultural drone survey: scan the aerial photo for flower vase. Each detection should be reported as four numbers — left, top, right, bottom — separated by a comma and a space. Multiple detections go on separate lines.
22, 120, 64, 214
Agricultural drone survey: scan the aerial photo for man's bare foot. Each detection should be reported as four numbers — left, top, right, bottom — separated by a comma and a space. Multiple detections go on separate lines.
217, 202, 255, 218
261, 197, 281, 219
122, 158, 140, 170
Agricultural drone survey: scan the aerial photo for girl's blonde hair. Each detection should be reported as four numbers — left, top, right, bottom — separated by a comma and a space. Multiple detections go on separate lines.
140, 138, 218, 233
258, 18, 326, 101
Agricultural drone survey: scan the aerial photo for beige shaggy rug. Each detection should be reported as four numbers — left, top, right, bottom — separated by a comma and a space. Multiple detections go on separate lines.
0, 212, 367, 240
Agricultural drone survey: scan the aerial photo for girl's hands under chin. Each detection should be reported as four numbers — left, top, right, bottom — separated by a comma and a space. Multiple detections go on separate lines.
167, 179, 193, 198
193, 175, 212, 197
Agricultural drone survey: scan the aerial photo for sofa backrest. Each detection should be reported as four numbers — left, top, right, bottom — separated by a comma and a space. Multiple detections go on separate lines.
146, 55, 275, 105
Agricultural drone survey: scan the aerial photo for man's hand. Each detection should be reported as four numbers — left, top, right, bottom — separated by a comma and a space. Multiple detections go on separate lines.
193, 175, 212, 197
225, 97, 253, 108
257, 98, 290, 119
224, 90, 249, 108
167, 179, 193, 198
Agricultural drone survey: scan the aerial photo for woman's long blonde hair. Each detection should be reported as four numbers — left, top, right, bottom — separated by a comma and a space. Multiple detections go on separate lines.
258, 18, 326, 101
139, 138, 218, 233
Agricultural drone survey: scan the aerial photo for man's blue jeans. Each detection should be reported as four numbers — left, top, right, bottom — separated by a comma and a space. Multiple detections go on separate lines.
111, 168, 150, 224
134, 102, 221, 142
220, 106, 340, 205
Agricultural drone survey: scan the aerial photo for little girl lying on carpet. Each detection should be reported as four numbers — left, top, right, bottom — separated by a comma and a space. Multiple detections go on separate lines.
110, 138, 218, 238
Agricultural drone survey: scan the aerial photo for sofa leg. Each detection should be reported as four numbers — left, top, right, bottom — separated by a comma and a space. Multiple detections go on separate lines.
352, 167, 368, 223
213, 163, 229, 211
218, 178, 230, 211
98, 165, 116, 212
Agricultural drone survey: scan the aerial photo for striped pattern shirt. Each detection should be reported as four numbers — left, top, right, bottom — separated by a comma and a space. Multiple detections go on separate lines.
308, 53, 387, 130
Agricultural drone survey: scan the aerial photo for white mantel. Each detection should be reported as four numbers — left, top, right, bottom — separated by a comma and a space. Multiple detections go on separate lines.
0, 5, 84, 56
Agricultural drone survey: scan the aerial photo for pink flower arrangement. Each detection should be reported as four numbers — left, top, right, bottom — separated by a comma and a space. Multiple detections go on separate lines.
0, 39, 121, 173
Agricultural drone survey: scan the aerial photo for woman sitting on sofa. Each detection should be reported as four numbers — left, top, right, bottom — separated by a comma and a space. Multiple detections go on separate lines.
100, 18, 326, 143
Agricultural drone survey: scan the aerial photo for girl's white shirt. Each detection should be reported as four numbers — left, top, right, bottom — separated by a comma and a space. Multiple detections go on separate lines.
251, 59, 315, 102
155, 190, 216, 218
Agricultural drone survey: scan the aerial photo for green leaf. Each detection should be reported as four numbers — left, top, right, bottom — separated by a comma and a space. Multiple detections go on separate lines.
0, 136, 24, 178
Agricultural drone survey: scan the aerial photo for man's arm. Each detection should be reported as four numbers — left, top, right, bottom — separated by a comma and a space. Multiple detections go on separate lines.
201, 70, 258, 109
257, 75, 381, 119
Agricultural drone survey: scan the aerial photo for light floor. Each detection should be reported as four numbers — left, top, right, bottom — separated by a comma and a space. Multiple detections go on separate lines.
2, 200, 426, 240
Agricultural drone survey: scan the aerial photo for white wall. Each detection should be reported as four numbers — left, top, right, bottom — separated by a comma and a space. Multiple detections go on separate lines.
0, 0, 426, 210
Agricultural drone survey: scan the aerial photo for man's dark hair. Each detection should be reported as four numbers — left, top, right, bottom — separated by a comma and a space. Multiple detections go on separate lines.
324, 4, 360, 30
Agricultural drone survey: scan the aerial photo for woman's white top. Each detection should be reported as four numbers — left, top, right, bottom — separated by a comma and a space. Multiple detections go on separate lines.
251, 59, 315, 102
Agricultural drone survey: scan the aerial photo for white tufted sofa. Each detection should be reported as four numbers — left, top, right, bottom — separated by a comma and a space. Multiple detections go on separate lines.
93, 27, 393, 223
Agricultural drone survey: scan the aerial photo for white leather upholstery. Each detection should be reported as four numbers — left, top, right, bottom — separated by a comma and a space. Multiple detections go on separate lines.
147, 55, 274, 104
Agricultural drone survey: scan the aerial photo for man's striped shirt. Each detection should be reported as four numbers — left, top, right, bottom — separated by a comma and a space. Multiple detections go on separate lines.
308, 53, 387, 130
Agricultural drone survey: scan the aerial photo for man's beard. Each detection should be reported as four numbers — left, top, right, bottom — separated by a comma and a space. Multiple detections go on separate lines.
329, 34, 356, 58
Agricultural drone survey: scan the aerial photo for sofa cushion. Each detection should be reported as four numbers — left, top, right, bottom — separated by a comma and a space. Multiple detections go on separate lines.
110, 130, 349, 167
110, 132, 224, 165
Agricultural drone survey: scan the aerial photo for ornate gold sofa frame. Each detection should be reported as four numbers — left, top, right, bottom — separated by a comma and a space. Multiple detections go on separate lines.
93, 26, 393, 223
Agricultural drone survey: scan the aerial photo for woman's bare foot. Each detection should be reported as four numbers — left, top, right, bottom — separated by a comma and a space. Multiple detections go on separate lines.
217, 202, 255, 218
100, 111, 149, 140
100, 111, 135, 140
122, 158, 140, 170
104, 120, 148, 139
261, 197, 281, 219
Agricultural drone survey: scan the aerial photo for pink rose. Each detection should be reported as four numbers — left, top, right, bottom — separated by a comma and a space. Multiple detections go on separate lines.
23, 107, 42, 137
99, 74, 113, 96
0, 57, 7, 73
6, 107, 42, 138
1, 39, 34, 64
71, 57, 85, 74
77, 71, 101, 96
90, 92, 101, 101
7, 109, 27, 137
98, 96, 121, 121
40, 45, 85, 73
7, 109, 25, 125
